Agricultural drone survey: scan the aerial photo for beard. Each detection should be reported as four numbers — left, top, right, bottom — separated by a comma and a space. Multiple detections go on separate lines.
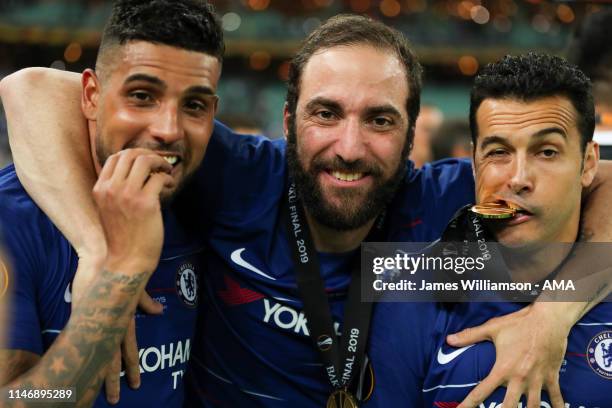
285, 114, 408, 231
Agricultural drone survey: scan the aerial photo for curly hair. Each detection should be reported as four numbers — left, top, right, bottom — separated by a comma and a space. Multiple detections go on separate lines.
469, 52, 594, 151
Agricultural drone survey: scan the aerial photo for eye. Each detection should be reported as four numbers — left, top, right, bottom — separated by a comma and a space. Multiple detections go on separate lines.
315, 110, 336, 121
184, 99, 208, 113
486, 148, 508, 157
128, 90, 153, 103
372, 116, 393, 128
538, 149, 558, 158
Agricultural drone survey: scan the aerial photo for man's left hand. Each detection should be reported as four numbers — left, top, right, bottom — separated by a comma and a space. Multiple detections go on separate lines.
449, 304, 570, 408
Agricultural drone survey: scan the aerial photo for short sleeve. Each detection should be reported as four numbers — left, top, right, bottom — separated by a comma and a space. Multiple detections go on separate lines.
0, 208, 44, 355
0, 166, 51, 355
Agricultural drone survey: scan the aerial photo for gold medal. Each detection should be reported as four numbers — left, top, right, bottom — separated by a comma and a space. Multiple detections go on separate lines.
470, 203, 516, 219
327, 389, 358, 408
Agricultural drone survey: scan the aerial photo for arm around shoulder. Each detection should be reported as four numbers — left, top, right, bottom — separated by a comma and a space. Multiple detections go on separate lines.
0, 68, 104, 259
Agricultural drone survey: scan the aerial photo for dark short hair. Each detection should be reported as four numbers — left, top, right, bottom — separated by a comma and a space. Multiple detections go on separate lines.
97, 0, 224, 75
285, 14, 422, 149
469, 53, 595, 151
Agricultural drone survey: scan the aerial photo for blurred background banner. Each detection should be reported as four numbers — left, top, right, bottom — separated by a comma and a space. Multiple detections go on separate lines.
0, 0, 610, 168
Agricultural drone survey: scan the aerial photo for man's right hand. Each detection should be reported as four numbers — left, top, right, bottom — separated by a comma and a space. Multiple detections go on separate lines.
93, 149, 175, 274
90, 149, 174, 404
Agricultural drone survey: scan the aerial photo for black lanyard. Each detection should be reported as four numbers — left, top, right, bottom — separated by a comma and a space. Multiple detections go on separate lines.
432, 204, 544, 301
283, 182, 384, 395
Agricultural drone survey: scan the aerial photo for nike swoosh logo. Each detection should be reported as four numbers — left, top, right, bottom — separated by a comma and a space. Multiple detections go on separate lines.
230, 248, 276, 281
437, 345, 474, 365
64, 283, 72, 303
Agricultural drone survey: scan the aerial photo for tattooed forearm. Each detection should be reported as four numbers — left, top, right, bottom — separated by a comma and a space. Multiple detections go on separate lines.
0, 268, 150, 407
0, 351, 40, 385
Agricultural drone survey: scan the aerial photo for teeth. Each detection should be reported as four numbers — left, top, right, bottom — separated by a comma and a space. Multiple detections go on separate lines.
162, 156, 178, 165
331, 171, 364, 182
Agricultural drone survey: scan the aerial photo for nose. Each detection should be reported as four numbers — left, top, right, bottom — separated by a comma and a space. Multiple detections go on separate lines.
507, 154, 534, 195
150, 101, 183, 144
333, 117, 366, 163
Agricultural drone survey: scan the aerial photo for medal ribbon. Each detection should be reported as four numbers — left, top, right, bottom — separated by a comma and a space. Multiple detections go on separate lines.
431, 204, 547, 301
283, 182, 384, 396
428, 204, 508, 301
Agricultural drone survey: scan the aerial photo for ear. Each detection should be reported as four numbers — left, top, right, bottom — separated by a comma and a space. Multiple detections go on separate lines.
282, 102, 290, 141
81, 68, 100, 120
581, 141, 600, 188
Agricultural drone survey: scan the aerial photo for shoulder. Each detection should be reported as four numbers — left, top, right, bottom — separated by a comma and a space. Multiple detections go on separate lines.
180, 121, 287, 221
0, 165, 40, 218
0, 165, 70, 280
0, 167, 75, 355
0, 165, 52, 241
412, 158, 474, 191
388, 159, 475, 241
396, 158, 474, 205
206, 120, 286, 169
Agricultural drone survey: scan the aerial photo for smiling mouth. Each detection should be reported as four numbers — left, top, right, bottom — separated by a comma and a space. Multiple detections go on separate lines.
329, 170, 366, 182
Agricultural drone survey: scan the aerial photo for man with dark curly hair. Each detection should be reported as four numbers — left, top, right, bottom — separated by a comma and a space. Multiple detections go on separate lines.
369, 53, 610, 408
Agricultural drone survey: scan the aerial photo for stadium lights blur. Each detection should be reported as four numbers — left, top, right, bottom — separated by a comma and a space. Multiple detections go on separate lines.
350, 0, 371, 13
556, 4, 575, 24
250, 51, 271, 70
380, 0, 401, 17
277, 61, 290, 81
471, 5, 490, 24
248, 0, 270, 11
222, 12, 242, 32
458, 55, 479, 76
64, 42, 82, 63
457, 1, 474, 20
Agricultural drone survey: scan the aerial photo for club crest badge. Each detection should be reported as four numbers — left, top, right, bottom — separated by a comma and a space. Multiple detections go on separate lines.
176, 263, 198, 308
586, 330, 612, 379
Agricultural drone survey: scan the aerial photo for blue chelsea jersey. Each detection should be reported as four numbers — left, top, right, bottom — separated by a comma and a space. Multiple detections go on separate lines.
181, 121, 476, 406
0, 165, 204, 407
367, 301, 612, 408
